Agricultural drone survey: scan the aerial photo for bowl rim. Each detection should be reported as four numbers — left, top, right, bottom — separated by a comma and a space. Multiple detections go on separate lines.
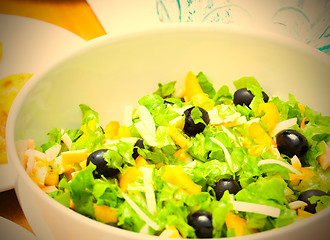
6, 24, 330, 240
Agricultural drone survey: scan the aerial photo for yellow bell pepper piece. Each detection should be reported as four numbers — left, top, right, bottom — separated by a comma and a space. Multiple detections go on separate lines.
258, 102, 280, 134
168, 126, 189, 149
297, 208, 313, 219
79, 159, 88, 170
317, 142, 330, 170
104, 121, 120, 140
183, 71, 204, 101
248, 122, 272, 145
288, 156, 314, 181
119, 167, 142, 192
114, 125, 131, 139
225, 211, 256, 236
248, 122, 275, 157
61, 149, 88, 165
298, 103, 305, 115
94, 204, 118, 223
174, 149, 189, 163
159, 226, 183, 238
289, 167, 314, 181
162, 165, 201, 194
119, 156, 150, 192
79, 118, 99, 139
191, 93, 215, 111
44, 170, 59, 186
135, 155, 149, 168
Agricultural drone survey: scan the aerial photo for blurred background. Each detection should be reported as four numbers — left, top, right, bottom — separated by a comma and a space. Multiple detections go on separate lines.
155, 0, 330, 54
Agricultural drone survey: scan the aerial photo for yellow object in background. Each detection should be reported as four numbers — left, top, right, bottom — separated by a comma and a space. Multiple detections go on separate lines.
0, 73, 32, 164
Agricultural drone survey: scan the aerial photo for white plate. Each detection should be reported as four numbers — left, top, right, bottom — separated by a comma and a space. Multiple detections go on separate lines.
87, 0, 161, 36
0, 14, 86, 79
0, 14, 86, 192
0, 216, 36, 240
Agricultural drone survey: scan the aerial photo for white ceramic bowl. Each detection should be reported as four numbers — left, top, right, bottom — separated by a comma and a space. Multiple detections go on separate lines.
5, 25, 330, 240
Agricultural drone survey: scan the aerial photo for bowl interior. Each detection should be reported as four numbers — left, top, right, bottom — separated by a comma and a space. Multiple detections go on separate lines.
12, 26, 330, 146
8, 25, 330, 239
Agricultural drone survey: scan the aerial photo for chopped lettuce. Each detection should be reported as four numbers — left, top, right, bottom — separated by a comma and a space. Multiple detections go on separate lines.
35, 72, 329, 239
153, 81, 176, 98
70, 164, 96, 218
71, 104, 105, 152
197, 72, 216, 98
309, 195, 330, 212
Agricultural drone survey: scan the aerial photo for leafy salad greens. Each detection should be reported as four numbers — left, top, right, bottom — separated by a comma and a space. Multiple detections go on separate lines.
19, 71, 329, 238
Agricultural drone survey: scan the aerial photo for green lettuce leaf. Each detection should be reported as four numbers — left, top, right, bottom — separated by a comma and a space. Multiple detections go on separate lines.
92, 178, 120, 207
48, 177, 71, 208
191, 107, 205, 125
309, 194, 330, 213
233, 76, 262, 90
235, 177, 287, 207
211, 191, 233, 238
196, 72, 216, 98
138, 94, 164, 113
154, 81, 176, 98
235, 177, 294, 230
71, 104, 105, 152
117, 200, 147, 233
186, 160, 231, 189
70, 163, 96, 218
212, 85, 233, 105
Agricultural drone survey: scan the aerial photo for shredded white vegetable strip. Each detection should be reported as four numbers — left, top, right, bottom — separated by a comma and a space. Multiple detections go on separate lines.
257, 159, 302, 175
141, 167, 157, 215
208, 109, 222, 125
121, 192, 160, 230
272, 118, 297, 137
230, 201, 281, 218
61, 133, 72, 151
288, 200, 308, 210
139, 105, 156, 136
169, 115, 184, 126
221, 126, 240, 147
172, 105, 192, 115
136, 106, 157, 146
210, 137, 234, 172
135, 121, 157, 146
221, 126, 236, 141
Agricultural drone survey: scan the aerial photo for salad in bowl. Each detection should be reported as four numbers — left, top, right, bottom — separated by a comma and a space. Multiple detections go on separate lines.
17, 71, 329, 238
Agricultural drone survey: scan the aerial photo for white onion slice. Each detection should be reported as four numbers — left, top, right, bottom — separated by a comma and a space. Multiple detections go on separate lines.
230, 201, 281, 218
141, 167, 157, 215
122, 192, 160, 230
272, 118, 297, 137
210, 137, 233, 171
258, 159, 302, 175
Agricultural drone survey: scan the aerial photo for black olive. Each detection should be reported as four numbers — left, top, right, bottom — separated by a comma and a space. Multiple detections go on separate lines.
276, 129, 308, 159
183, 107, 210, 136
298, 190, 327, 213
233, 88, 269, 107
214, 178, 242, 200
188, 211, 213, 238
132, 138, 145, 159
87, 149, 119, 178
